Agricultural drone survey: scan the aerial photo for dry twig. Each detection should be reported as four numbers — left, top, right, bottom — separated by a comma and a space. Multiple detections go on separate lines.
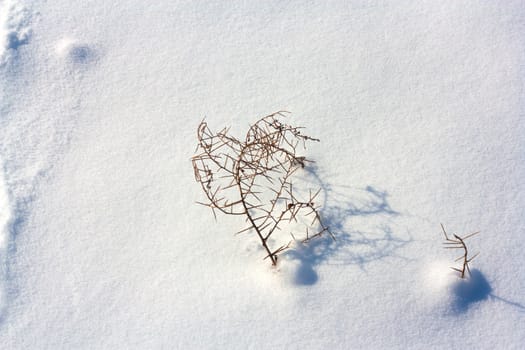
192, 111, 332, 265
441, 223, 479, 278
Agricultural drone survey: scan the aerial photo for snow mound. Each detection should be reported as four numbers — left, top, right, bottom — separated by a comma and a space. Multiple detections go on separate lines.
0, 0, 31, 66
424, 262, 491, 314
0, 157, 12, 317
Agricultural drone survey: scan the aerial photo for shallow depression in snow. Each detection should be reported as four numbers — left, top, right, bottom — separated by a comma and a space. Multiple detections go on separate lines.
55, 38, 97, 65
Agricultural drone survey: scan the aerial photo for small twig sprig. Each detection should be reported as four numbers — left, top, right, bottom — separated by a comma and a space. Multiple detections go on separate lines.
441, 223, 479, 278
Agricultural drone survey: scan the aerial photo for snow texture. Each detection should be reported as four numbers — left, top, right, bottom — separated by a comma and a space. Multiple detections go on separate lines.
1, 0, 525, 349
0, 0, 31, 66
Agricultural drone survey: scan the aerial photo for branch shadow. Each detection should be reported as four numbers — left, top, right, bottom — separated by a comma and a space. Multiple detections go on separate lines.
450, 268, 525, 314
451, 268, 492, 313
490, 294, 525, 313
284, 164, 412, 285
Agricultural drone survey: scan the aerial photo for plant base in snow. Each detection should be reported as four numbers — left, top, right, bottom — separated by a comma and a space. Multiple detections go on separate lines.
192, 111, 333, 265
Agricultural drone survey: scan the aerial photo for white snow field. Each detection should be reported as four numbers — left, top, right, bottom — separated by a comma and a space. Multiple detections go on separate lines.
1, 0, 525, 348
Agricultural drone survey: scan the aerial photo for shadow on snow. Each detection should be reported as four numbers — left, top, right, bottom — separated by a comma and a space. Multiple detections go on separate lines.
451, 269, 525, 314
284, 164, 412, 285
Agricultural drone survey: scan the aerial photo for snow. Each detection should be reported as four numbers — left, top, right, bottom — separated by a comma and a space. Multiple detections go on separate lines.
1, 0, 525, 348
0, 0, 31, 66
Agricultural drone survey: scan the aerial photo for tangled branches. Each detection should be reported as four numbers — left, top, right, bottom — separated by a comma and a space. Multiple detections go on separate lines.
192, 111, 333, 265
441, 224, 480, 278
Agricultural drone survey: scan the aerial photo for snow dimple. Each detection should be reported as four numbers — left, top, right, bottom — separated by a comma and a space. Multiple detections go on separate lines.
0, 0, 32, 66
56, 38, 98, 66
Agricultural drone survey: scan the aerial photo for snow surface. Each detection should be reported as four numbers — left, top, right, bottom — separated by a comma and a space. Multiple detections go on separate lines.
1, 0, 525, 349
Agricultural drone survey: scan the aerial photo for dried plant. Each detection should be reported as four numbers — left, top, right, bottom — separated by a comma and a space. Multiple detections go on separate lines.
441, 223, 480, 278
192, 111, 333, 265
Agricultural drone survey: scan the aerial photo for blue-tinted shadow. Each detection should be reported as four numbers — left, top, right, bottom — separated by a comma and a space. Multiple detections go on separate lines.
452, 269, 491, 313
284, 165, 412, 286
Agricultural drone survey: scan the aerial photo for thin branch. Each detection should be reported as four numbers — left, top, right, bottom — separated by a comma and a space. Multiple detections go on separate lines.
192, 112, 333, 265
440, 224, 480, 278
